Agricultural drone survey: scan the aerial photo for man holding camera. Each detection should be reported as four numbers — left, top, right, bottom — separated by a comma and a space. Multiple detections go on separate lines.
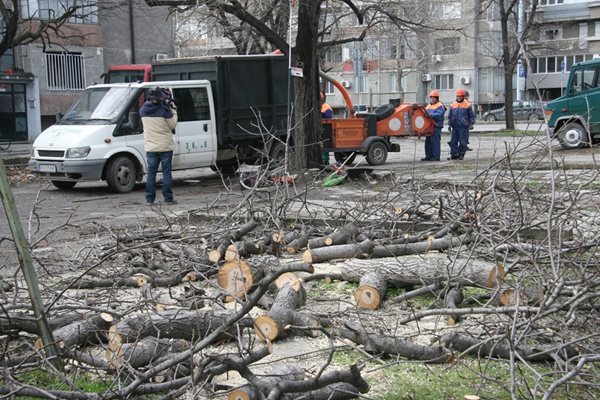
140, 87, 178, 205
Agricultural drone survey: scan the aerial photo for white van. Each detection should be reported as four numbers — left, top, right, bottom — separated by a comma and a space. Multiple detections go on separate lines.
28, 81, 230, 192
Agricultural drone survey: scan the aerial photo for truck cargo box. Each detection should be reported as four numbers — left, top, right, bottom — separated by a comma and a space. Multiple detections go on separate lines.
151, 55, 290, 148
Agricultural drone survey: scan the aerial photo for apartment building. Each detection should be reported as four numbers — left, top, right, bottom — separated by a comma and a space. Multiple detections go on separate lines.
527, 0, 600, 99
0, 0, 174, 142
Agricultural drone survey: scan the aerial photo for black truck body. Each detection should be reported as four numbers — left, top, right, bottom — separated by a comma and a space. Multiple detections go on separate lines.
151, 55, 290, 149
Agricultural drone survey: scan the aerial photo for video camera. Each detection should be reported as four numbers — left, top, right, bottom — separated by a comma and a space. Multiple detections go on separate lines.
145, 87, 175, 108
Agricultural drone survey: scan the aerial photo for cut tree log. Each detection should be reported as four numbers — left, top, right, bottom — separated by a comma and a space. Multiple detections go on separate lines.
354, 272, 387, 310
307, 224, 360, 250
336, 323, 452, 363
218, 259, 266, 301
340, 255, 505, 289
106, 336, 190, 369
389, 282, 443, 303
370, 234, 471, 258
209, 219, 259, 264
34, 312, 113, 351
303, 239, 374, 264
225, 240, 264, 261
254, 284, 318, 341
284, 227, 312, 254
110, 308, 254, 343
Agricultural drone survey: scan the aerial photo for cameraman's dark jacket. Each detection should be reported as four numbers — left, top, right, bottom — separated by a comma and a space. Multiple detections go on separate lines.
140, 101, 178, 152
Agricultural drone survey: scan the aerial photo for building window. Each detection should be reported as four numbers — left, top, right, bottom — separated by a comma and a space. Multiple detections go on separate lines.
434, 37, 460, 55
544, 28, 561, 40
325, 81, 335, 95
478, 67, 504, 93
358, 75, 369, 93
479, 2, 500, 20
540, 0, 564, 5
480, 31, 502, 58
388, 72, 397, 92
432, 1, 461, 19
22, 0, 98, 24
45, 52, 86, 91
324, 45, 343, 64
532, 54, 594, 74
434, 74, 454, 90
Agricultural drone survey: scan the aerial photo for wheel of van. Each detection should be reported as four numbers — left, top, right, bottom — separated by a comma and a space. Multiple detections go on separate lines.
558, 122, 589, 150
485, 114, 497, 122
211, 159, 239, 175
51, 181, 77, 190
334, 152, 357, 165
366, 141, 388, 166
106, 156, 137, 193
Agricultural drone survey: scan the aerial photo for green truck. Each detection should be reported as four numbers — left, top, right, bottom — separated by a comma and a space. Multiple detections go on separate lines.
545, 59, 600, 149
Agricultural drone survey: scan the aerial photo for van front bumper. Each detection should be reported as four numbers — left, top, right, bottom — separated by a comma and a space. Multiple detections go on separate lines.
28, 159, 105, 181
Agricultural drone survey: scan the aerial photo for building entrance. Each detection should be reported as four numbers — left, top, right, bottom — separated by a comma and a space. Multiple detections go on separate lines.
0, 82, 28, 143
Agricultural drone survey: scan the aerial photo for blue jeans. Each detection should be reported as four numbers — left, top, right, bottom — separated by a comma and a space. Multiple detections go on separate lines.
146, 151, 173, 203
424, 128, 441, 160
449, 126, 469, 158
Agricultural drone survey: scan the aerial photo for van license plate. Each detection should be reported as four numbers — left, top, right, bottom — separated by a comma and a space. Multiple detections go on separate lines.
39, 164, 56, 173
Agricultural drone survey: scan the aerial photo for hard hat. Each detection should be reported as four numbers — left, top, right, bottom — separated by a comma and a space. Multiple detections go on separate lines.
429, 90, 440, 98
455, 89, 465, 97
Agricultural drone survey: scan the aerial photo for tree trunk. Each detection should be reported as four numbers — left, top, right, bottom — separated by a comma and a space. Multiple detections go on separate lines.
209, 219, 259, 264
354, 272, 387, 310
293, 0, 323, 169
303, 239, 374, 264
370, 234, 471, 258
340, 256, 504, 288
336, 324, 452, 363
110, 308, 253, 342
254, 283, 318, 341
218, 259, 266, 301
107, 336, 190, 369
307, 224, 360, 250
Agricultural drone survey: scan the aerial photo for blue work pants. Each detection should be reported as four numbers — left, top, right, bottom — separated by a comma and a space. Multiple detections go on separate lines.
449, 127, 469, 158
424, 128, 441, 161
146, 151, 174, 203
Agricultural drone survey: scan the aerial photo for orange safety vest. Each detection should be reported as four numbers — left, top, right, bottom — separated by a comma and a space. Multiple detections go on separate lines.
321, 103, 333, 117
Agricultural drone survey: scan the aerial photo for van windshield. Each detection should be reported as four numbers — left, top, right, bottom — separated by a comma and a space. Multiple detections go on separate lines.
60, 87, 140, 125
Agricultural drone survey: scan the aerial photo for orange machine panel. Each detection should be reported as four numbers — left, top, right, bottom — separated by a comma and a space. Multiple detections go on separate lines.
328, 118, 367, 148
376, 104, 434, 137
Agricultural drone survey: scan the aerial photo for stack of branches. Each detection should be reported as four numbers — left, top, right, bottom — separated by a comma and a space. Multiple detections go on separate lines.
1, 141, 600, 399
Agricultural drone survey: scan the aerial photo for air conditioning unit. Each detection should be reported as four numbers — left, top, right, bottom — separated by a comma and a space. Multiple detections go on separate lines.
341, 80, 352, 88
432, 54, 442, 63
153, 53, 168, 61
460, 76, 471, 85
421, 73, 432, 82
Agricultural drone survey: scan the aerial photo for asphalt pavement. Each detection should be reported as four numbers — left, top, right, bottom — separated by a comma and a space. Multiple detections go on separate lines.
0, 122, 547, 165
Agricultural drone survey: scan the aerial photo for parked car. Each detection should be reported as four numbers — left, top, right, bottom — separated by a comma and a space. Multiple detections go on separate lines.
482, 101, 545, 121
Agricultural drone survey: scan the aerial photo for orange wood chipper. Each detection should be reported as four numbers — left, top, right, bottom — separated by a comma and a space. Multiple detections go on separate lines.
320, 72, 435, 166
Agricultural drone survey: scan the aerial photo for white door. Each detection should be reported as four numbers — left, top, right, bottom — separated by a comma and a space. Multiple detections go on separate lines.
171, 86, 216, 169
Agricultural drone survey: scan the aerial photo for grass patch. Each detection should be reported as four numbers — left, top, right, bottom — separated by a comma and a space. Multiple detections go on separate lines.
333, 349, 598, 400
4, 369, 112, 398
480, 129, 541, 137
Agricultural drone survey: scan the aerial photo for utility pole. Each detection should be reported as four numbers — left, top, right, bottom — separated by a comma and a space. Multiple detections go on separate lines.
517, 0, 526, 102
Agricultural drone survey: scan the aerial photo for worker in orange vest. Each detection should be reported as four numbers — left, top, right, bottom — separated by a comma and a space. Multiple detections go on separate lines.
320, 92, 333, 118
423, 90, 445, 161
447, 88, 475, 160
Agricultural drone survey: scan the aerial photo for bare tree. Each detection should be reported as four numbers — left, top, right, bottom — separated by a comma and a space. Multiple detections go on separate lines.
483, 0, 539, 130
149, 0, 436, 169
0, 0, 98, 58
